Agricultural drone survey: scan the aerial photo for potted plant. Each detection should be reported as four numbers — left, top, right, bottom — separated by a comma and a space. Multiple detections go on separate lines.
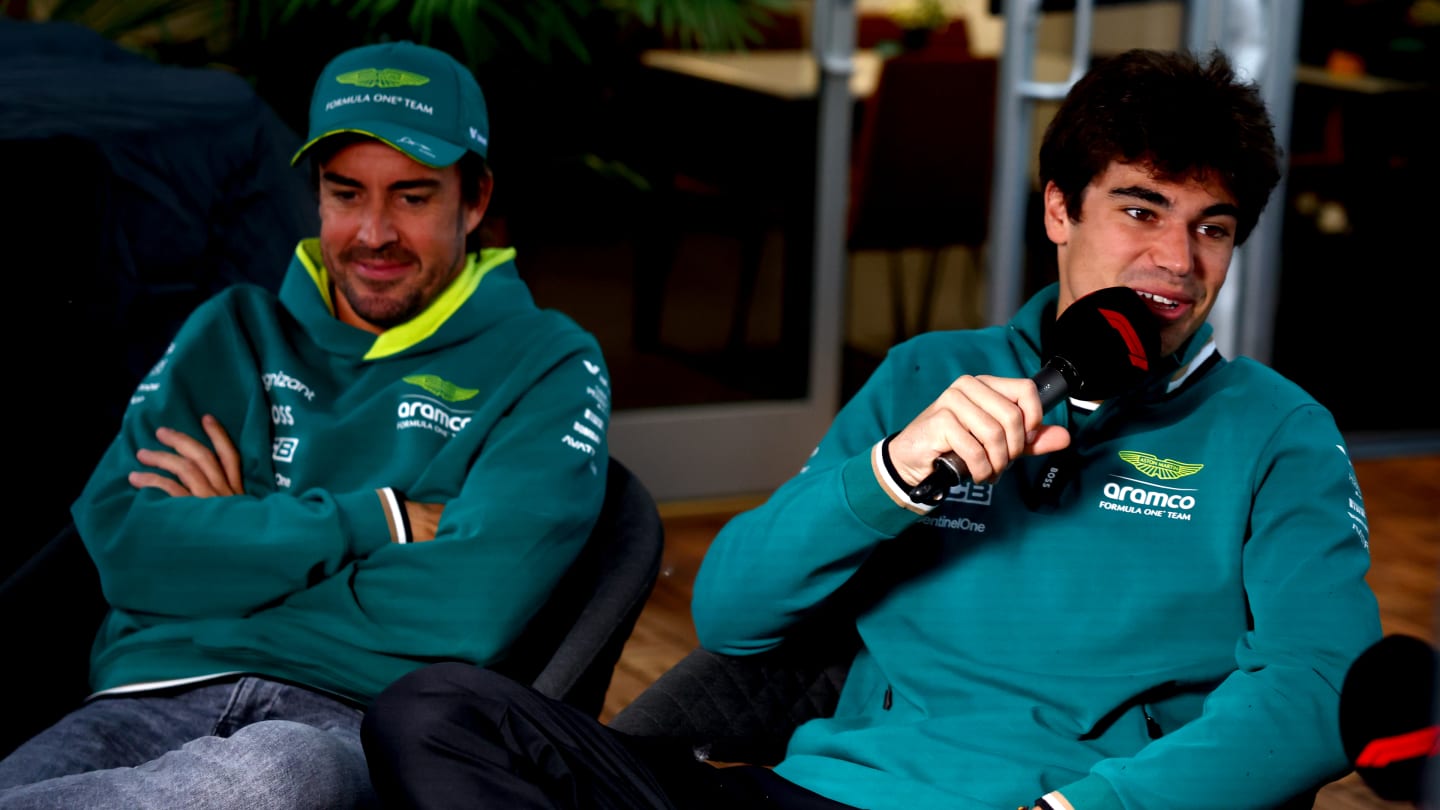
888, 0, 951, 51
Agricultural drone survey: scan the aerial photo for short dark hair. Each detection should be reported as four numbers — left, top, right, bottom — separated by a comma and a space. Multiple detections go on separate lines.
306, 134, 493, 252
1038, 48, 1281, 246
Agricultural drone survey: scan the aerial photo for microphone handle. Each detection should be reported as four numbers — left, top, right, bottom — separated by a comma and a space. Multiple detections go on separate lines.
905, 365, 1071, 504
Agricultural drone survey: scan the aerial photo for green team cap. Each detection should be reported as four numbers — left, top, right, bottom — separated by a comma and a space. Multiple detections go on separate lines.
292, 40, 489, 168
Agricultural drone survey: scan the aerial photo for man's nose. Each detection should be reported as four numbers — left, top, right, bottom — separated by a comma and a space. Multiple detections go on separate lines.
1149, 221, 1194, 276
356, 203, 397, 247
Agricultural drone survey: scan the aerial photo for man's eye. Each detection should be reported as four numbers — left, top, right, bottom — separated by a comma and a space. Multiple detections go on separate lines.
401, 194, 429, 206
1124, 207, 1155, 221
328, 189, 357, 202
1198, 223, 1232, 240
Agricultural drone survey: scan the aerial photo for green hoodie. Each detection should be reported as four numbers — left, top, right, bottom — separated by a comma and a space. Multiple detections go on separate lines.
74, 240, 610, 703
692, 284, 1380, 810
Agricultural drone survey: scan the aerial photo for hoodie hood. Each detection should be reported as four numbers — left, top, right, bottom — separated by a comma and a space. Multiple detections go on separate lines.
282, 239, 526, 360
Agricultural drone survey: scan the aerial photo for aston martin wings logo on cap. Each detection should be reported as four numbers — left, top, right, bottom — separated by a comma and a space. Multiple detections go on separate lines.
336, 68, 431, 89
1118, 450, 1204, 480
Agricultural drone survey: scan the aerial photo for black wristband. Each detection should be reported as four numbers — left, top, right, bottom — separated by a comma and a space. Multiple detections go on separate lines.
881, 431, 943, 508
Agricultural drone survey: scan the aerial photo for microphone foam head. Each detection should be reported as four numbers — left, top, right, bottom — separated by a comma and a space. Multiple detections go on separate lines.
1340, 634, 1439, 803
1048, 287, 1162, 400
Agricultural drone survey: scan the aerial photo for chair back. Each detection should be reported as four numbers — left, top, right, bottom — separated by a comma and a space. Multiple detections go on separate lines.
608, 626, 857, 765
606, 537, 911, 759
848, 53, 999, 252
0, 522, 106, 758
495, 457, 665, 717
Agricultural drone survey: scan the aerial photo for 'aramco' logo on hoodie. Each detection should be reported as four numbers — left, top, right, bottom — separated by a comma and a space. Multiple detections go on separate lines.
397, 396, 473, 437
1098, 450, 1201, 521
396, 376, 476, 437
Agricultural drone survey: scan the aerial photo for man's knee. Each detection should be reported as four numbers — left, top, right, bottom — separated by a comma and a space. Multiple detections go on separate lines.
215, 720, 370, 808
366, 664, 521, 756
370, 663, 525, 732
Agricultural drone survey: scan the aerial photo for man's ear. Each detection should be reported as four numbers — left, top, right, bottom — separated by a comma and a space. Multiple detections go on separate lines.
1042, 180, 1071, 246
463, 174, 493, 236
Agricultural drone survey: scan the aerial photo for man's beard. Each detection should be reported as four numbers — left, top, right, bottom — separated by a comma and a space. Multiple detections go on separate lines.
338, 277, 424, 330
335, 245, 425, 329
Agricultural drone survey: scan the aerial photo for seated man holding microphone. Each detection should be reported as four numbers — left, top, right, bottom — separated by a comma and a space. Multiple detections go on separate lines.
361, 48, 1381, 810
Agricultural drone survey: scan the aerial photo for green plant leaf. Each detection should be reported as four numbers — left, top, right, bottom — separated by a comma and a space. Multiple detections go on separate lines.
48, 0, 799, 68
606, 0, 789, 50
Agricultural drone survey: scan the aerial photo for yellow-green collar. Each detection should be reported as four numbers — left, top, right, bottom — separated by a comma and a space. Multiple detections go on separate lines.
296, 239, 515, 359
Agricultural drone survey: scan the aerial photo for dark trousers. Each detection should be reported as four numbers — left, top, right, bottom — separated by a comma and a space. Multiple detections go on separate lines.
362, 662, 858, 810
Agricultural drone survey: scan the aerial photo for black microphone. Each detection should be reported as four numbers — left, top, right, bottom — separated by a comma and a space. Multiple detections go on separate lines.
906, 286, 1161, 504
1340, 633, 1440, 805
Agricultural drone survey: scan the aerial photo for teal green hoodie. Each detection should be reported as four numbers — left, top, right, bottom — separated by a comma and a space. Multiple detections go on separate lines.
692, 284, 1380, 810
74, 241, 610, 703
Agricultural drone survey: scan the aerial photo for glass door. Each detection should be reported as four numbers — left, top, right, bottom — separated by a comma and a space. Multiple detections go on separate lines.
514, 4, 859, 501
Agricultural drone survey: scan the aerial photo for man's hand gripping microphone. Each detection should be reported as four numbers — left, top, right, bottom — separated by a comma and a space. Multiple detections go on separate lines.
906, 287, 1162, 504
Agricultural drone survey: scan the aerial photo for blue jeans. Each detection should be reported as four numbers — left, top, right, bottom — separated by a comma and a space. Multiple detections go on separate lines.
0, 676, 376, 810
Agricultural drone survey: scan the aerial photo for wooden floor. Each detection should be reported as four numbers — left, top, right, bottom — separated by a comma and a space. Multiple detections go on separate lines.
602, 452, 1440, 809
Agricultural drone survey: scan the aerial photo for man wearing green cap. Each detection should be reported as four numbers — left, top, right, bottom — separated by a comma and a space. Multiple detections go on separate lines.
0, 40, 609, 809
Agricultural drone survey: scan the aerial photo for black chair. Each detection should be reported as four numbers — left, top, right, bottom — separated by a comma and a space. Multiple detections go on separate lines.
491, 456, 665, 717
0, 456, 663, 757
608, 626, 857, 766
609, 540, 888, 762
0, 522, 108, 758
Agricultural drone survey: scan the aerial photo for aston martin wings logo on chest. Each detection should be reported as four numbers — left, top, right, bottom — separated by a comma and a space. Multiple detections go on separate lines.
1118, 450, 1204, 480
403, 374, 479, 402
336, 68, 431, 88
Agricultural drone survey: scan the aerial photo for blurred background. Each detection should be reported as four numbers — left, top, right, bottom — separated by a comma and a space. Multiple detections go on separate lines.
3, 0, 1435, 522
